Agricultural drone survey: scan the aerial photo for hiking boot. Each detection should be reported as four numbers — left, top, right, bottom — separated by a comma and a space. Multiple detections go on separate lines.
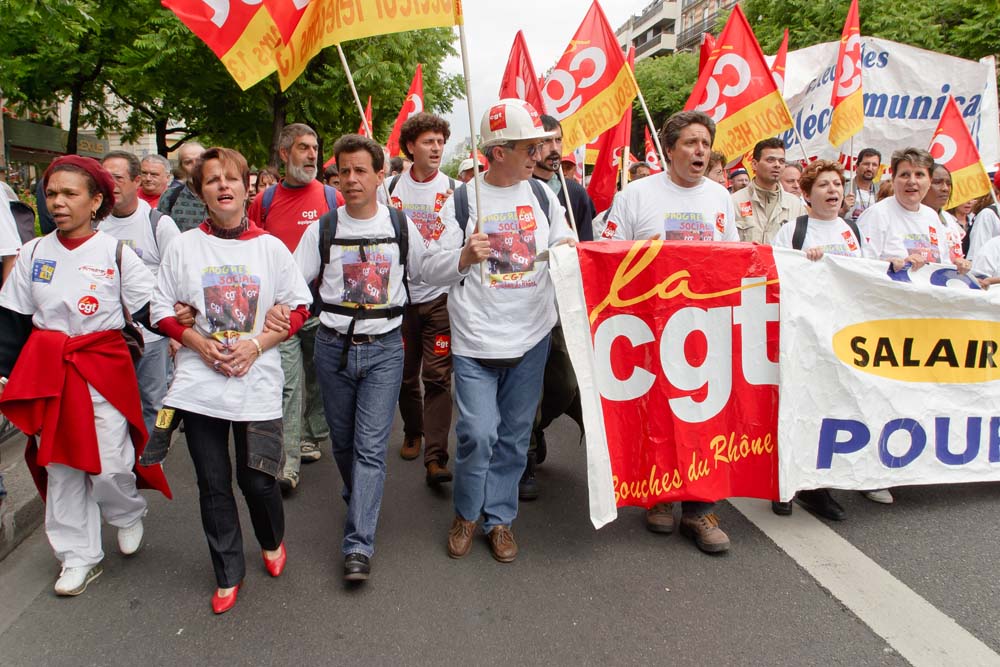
447, 516, 477, 559
645, 502, 675, 534
679, 513, 730, 554
400, 435, 421, 461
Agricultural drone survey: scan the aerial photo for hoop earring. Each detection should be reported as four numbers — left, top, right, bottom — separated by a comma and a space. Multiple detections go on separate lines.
91, 209, 97, 220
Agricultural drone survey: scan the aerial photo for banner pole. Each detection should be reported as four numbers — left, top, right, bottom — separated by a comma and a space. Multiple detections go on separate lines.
633, 83, 666, 172
556, 166, 578, 233
457, 20, 486, 283
336, 44, 391, 201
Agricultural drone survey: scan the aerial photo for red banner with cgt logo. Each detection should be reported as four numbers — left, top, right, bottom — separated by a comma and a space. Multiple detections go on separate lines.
559, 241, 781, 522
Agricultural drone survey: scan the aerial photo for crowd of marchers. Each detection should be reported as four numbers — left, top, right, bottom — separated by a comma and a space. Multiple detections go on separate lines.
0, 97, 998, 615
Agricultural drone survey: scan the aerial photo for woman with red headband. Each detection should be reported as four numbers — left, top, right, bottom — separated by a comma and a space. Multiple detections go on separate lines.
151, 147, 311, 614
0, 155, 171, 597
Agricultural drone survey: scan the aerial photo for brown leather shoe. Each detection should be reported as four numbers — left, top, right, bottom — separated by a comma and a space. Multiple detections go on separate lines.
447, 516, 477, 559
487, 525, 518, 563
679, 513, 730, 554
400, 435, 421, 460
426, 461, 453, 486
645, 502, 674, 534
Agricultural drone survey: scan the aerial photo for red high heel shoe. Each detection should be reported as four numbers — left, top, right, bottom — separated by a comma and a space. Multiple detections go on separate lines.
211, 584, 240, 614
263, 543, 287, 577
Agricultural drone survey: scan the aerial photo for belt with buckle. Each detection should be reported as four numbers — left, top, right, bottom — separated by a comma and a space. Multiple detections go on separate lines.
321, 324, 395, 345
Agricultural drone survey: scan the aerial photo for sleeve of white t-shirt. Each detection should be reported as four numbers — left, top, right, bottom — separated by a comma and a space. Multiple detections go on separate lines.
269, 237, 313, 308
154, 213, 182, 256
151, 239, 183, 326
771, 221, 794, 249
0, 238, 39, 314
863, 206, 906, 260
119, 243, 155, 313
972, 237, 1000, 277
544, 185, 576, 247
420, 193, 468, 286
602, 190, 633, 240
968, 208, 1000, 261
0, 191, 21, 256
293, 221, 321, 284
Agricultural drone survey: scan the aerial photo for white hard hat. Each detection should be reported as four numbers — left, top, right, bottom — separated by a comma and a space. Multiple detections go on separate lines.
458, 158, 475, 173
479, 98, 555, 147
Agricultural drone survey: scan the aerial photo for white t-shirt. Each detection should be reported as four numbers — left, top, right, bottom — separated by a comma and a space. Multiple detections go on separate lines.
858, 196, 955, 265
971, 235, 1000, 277
0, 231, 153, 335
421, 177, 575, 359
380, 170, 453, 304
98, 200, 181, 342
844, 178, 879, 222
967, 206, 1000, 261
600, 173, 739, 241
771, 216, 875, 258
152, 228, 312, 421
295, 204, 425, 336
0, 189, 21, 257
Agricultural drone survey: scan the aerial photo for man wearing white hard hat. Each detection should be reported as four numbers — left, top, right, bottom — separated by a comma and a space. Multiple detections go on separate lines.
458, 159, 476, 183
421, 98, 576, 563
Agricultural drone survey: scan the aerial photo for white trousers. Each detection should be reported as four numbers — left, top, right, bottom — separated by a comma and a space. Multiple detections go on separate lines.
45, 386, 147, 568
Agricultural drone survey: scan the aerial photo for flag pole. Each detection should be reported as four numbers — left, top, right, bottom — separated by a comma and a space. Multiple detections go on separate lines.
628, 70, 666, 174
456, 20, 486, 282
336, 43, 392, 201
556, 166, 578, 233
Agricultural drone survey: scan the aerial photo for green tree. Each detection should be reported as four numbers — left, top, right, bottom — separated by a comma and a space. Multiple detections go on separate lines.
632, 51, 699, 148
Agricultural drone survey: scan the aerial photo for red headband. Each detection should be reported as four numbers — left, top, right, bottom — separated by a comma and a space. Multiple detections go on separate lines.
43, 155, 116, 217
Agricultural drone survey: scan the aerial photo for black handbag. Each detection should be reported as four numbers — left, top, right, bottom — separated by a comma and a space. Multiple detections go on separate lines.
114, 240, 145, 364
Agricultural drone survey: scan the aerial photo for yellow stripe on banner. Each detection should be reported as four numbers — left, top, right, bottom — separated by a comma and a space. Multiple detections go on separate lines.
713, 92, 794, 163
325, 0, 461, 45
221, 9, 281, 90
560, 64, 638, 155
585, 148, 599, 165
947, 162, 992, 210
829, 88, 864, 148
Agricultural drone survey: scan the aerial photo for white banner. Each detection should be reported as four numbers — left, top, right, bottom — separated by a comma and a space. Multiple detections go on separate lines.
780, 37, 1000, 170
776, 248, 1000, 500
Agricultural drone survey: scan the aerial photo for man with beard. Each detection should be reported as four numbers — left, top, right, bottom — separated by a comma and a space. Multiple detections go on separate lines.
248, 123, 344, 492
520, 115, 595, 498
732, 137, 804, 244
600, 110, 738, 555
843, 148, 882, 223
158, 142, 208, 232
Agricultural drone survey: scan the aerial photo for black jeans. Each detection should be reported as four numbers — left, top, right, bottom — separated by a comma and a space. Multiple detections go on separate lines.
183, 412, 284, 588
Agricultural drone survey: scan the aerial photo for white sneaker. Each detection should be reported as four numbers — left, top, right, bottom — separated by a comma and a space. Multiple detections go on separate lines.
54, 564, 103, 596
118, 519, 144, 555
862, 489, 894, 504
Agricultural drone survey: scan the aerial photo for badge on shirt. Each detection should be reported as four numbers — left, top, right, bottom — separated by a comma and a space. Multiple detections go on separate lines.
434, 192, 448, 213
738, 201, 754, 218
715, 213, 726, 235
928, 226, 939, 246
516, 205, 537, 232
77, 295, 100, 316
390, 196, 404, 211
31, 259, 56, 283
433, 334, 450, 357
842, 229, 858, 252
601, 221, 618, 239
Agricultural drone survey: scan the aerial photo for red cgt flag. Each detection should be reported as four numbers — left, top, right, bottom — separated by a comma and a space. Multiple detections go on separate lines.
829, 0, 864, 147
929, 96, 993, 209
684, 5, 793, 163
499, 30, 547, 115
162, 0, 279, 90
386, 64, 424, 158
542, 0, 637, 155
699, 32, 716, 74
587, 47, 634, 213
357, 96, 373, 138
770, 28, 789, 94
644, 127, 663, 174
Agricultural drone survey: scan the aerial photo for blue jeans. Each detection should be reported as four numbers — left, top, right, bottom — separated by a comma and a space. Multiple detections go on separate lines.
314, 326, 403, 557
135, 337, 170, 439
452, 335, 550, 531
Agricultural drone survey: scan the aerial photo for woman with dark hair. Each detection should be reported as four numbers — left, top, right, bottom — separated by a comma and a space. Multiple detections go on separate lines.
948, 199, 975, 258
256, 167, 279, 192
151, 147, 311, 614
922, 163, 967, 266
0, 155, 170, 597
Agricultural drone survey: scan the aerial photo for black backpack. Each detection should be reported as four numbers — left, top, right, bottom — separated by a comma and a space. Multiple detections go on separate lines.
314, 205, 409, 369
791, 214, 864, 251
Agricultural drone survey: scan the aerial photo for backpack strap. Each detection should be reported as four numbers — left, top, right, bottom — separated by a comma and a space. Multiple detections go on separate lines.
388, 206, 410, 305
148, 208, 162, 253
454, 183, 470, 234
526, 178, 550, 222
322, 184, 338, 212
260, 184, 278, 226
388, 174, 401, 196
448, 177, 456, 191
791, 214, 809, 250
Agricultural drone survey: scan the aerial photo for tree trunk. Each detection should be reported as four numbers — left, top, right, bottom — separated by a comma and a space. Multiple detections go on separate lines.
269, 86, 287, 168
66, 83, 82, 155
155, 118, 169, 156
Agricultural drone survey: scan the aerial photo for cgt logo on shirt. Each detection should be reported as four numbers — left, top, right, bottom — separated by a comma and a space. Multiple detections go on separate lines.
516, 206, 537, 232
738, 201, 753, 218
433, 334, 450, 356
77, 295, 100, 316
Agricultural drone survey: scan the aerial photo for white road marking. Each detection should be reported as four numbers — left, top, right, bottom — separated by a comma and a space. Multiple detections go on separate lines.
730, 498, 1000, 667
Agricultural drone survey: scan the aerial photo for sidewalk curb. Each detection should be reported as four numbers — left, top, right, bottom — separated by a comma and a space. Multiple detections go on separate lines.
0, 434, 44, 562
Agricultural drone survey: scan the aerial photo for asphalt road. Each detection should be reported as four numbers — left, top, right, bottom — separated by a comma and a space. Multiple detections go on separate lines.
0, 411, 996, 666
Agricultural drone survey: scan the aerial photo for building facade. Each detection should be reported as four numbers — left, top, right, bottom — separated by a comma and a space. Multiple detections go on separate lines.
616, 0, 679, 62
676, 0, 737, 53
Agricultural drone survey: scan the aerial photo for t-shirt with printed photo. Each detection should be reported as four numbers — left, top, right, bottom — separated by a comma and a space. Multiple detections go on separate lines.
201, 265, 261, 348
340, 246, 392, 306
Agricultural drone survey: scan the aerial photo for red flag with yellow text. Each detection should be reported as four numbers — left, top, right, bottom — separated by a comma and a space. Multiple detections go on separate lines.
770, 28, 788, 93
684, 5, 793, 163
358, 96, 373, 138
829, 0, 864, 147
500, 30, 547, 115
588, 112, 631, 214
542, 1, 637, 154
162, 0, 279, 90
386, 65, 424, 158
929, 96, 992, 209
644, 127, 663, 174
699, 32, 716, 74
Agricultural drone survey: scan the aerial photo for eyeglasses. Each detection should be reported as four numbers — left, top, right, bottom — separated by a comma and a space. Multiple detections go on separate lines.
506, 142, 546, 158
